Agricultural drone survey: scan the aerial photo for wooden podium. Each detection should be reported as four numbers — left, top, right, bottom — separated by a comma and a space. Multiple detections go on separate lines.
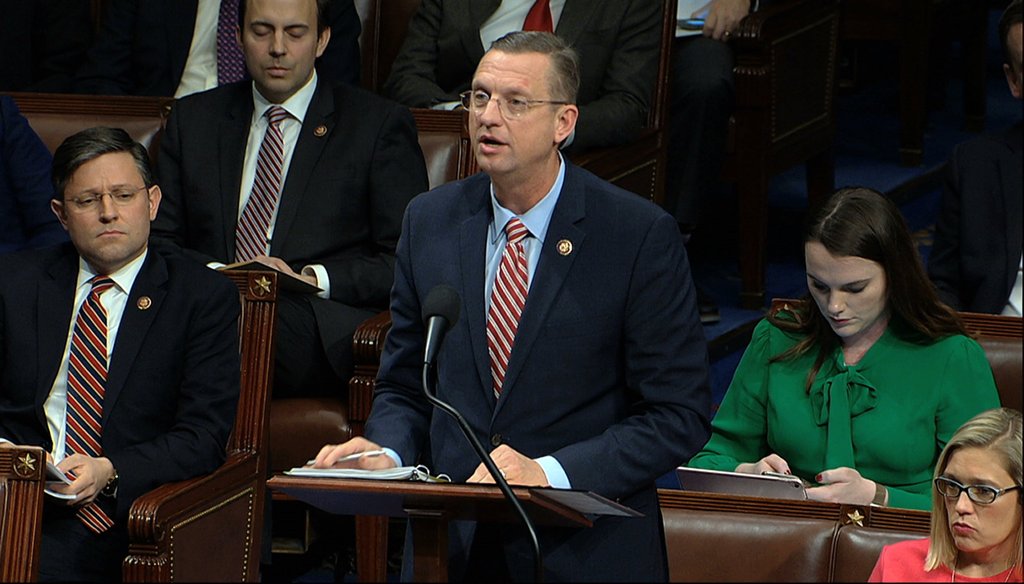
267, 475, 640, 581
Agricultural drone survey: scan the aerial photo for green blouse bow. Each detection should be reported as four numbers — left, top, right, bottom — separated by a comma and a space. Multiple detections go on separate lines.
809, 352, 879, 469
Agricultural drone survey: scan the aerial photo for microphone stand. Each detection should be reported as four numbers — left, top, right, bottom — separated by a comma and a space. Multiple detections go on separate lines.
421, 363, 544, 582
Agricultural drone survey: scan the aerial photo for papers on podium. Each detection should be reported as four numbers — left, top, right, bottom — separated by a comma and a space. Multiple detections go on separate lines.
675, 466, 808, 500
285, 466, 418, 481
220, 260, 323, 294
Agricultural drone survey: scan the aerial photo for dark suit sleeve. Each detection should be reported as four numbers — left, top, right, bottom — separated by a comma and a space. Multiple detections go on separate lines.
23, 0, 94, 92
108, 271, 240, 520
316, 0, 362, 86
569, 0, 661, 152
318, 105, 428, 307
383, 0, 456, 107
927, 146, 967, 310
0, 97, 67, 250
73, 0, 141, 95
549, 212, 711, 494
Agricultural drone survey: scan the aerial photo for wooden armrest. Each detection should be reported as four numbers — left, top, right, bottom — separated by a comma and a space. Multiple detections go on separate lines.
124, 452, 261, 582
348, 310, 393, 435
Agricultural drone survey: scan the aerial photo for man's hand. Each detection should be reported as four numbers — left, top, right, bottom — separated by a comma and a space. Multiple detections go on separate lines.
466, 445, 550, 487
735, 453, 792, 475
697, 0, 750, 41
312, 437, 396, 470
249, 255, 318, 287
805, 467, 877, 506
54, 454, 115, 506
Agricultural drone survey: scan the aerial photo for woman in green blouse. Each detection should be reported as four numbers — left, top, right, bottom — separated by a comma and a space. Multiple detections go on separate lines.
688, 187, 1000, 511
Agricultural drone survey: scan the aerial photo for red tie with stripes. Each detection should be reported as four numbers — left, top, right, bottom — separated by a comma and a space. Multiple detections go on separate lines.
65, 276, 116, 534
487, 218, 530, 399
236, 106, 289, 262
523, 0, 554, 33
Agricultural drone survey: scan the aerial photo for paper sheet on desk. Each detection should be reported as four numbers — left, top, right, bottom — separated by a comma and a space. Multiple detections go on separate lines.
285, 466, 418, 480
676, 0, 709, 38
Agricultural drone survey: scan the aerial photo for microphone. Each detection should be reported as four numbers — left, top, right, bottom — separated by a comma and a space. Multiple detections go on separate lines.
419, 285, 543, 581
421, 284, 461, 365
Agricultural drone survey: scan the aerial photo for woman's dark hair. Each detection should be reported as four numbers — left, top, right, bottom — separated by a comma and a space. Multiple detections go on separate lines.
768, 187, 966, 390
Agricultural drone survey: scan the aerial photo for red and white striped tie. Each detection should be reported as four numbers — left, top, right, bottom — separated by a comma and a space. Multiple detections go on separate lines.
235, 105, 289, 262
65, 276, 116, 534
487, 218, 530, 399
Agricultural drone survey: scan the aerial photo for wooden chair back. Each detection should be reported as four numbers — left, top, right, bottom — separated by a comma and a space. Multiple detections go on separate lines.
0, 446, 46, 582
5, 92, 173, 166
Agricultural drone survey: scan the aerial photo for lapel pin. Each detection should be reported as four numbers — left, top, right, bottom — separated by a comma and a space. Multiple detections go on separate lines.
313, 124, 328, 137
137, 296, 152, 310
557, 239, 573, 256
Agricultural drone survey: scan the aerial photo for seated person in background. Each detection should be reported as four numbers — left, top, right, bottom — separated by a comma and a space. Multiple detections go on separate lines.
663, 0, 756, 324
0, 96, 68, 253
152, 0, 428, 397
0, 127, 241, 581
928, 0, 1022, 317
0, 0, 93, 92
383, 0, 662, 152
688, 187, 1001, 511
74, 0, 361, 97
869, 407, 1022, 582
314, 31, 711, 581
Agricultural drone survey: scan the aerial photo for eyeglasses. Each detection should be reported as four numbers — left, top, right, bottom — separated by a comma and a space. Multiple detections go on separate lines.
459, 90, 571, 119
934, 476, 1022, 505
64, 186, 150, 213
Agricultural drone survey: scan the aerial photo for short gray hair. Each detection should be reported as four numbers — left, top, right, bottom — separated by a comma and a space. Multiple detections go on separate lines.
51, 127, 153, 200
489, 31, 580, 103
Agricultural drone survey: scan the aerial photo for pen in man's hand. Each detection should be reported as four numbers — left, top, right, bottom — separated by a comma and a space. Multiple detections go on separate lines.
307, 449, 386, 466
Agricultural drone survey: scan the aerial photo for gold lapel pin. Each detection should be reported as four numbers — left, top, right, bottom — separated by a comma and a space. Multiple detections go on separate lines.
313, 124, 328, 137
557, 239, 573, 256
137, 296, 152, 310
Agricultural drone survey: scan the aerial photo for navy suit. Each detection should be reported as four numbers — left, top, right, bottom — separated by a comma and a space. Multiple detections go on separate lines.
0, 241, 240, 579
152, 79, 428, 392
928, 122, 1023, 314
365, 162, 711, 581
384, 0, 661, 152
0, 96, 68, 254
73, 0, 361, 96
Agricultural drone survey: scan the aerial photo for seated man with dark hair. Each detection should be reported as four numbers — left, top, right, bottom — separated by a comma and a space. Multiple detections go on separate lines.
0, 126, 241, 581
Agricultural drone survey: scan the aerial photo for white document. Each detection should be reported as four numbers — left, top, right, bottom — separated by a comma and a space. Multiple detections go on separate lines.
45, 460, 77, 500
284, 466, 418, 481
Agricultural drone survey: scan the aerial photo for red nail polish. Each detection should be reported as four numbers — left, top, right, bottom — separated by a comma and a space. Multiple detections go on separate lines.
815, 474, 823, 483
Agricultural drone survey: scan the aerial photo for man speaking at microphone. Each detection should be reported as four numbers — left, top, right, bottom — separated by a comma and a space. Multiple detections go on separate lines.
314, 31, 711, 581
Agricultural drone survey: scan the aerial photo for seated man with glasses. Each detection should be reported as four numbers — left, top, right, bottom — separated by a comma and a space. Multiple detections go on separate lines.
869, 408, 1023, 582
0, 126, 241, 581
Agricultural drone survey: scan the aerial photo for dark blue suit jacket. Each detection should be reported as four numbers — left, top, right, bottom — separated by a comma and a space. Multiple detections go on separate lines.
0, 242, 240, 559
73, 0, 361, 96
365, 162, 711, 581
928, 122, 1023, 314
0, 96, 67, 254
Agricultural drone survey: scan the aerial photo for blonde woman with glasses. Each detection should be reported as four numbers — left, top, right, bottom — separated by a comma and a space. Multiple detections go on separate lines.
870, 408, 1022, 582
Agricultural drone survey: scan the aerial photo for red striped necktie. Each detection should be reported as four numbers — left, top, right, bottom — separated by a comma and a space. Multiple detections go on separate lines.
487, 218, 530, 399
523, 0, 554, 33
65, 276, 116, 534
236, 105, 290, 262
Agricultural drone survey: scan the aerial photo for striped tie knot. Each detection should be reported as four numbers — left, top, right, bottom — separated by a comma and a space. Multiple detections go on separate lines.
266, 105, 290, 126
90, 277, 116, 296
505, 217, 530, 244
